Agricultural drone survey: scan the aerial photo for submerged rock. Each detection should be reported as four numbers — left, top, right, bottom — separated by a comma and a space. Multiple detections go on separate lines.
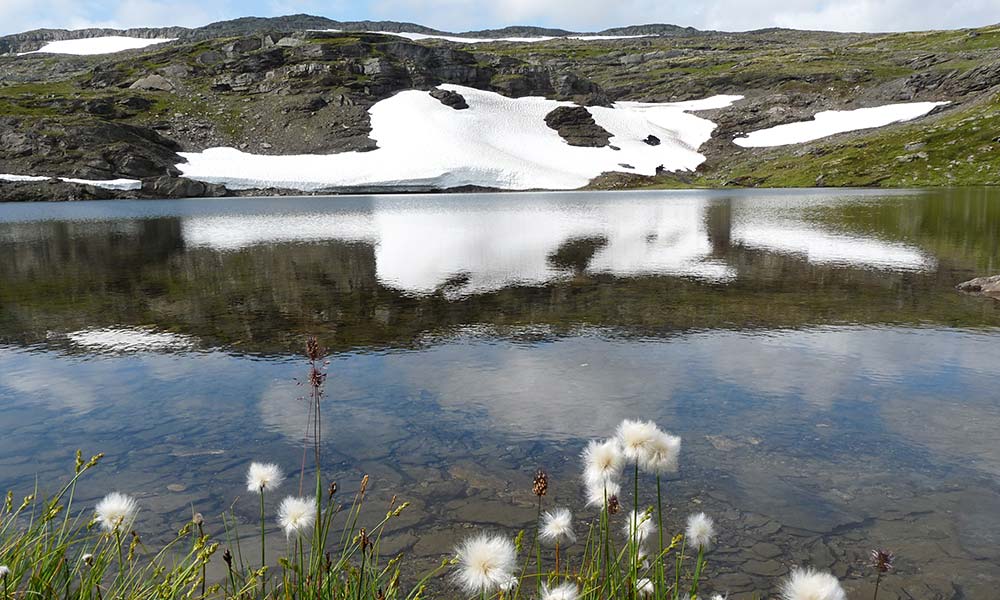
956, 275, 1000, 297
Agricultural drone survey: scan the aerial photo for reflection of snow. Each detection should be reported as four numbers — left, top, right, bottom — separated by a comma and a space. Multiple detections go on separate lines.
66, 327, 195, 353
181, 196, 737, 296
734, 102, 946, 147
19, 36, 175, 56
733, 224, 935, 271
178, 85, 742, 191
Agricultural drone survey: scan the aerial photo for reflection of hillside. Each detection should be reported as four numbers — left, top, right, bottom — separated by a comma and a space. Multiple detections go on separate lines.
1, 191, 998, 354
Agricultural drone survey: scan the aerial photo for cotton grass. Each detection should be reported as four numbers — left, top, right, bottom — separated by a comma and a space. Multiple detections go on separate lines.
780, 567, 847, 600
541, 582, 580, 600
246, 462, 284, 493
277, 496, 315, 539
94, 492, 138, 533
453, 533, 517, 595
685, 512, 715, 550
539, 507, 576, 545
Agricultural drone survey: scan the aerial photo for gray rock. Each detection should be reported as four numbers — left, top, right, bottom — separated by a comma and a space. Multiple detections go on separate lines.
143, 176, 228, 198
956, 275, 1000, 297
430, 88, 469, 110
129, 74, 174, 92
544, 106, 612, 147
276, 37, 305, 48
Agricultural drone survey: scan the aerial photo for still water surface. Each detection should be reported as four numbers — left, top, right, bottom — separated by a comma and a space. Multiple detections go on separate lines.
1, 188, 999, 598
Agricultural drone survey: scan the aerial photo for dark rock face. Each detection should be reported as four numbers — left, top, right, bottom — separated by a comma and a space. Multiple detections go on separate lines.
544, 106, 612, 147
143, 176, 228, 198
430, 88, 469, 109
957, 275, 1000, 297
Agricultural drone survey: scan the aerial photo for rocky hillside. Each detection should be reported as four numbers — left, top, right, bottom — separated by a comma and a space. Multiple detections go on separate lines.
0, 16, 998, 200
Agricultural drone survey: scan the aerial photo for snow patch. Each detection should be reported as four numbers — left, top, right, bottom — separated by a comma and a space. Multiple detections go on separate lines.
177, 85, 743, 191
20, 36, 176, 56
734, 102, 948, 147
0, 174, 142, 191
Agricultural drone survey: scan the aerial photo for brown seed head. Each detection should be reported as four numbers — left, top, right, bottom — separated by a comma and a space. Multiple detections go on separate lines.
305, 337, 324, 362
328, 481, 338, 498
223, 549, 233, 566
360, 474, 370, 496
870, 548, 895, 573
607, 495, 621, 515
532, 469, 549, 497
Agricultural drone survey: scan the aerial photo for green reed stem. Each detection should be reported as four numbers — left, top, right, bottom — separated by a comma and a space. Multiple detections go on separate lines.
656, 476, 665, 598
259, 489, 266, 597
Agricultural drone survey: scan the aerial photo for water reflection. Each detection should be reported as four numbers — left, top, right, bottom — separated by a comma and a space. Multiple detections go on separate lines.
1, 188, 1000, 597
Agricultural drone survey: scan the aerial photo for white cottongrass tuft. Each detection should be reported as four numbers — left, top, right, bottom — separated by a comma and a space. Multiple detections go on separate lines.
585, 479, 621, 508
277, 496, 315, 538
624, 510, 656, 545
636, 577, 654, 596
581, 438, 624, 487
616, 419, 660, 462
246, 462, 284, 493
541, 582, 580, 600
780, 567, 847, 600
539, 507, 576, 545
453, 533, 518, 595
499, 574, 520, 593
639, 429, 681, 475
685, 512, 715, 551
711, 595, 728, 600
0, 565, 9, 579
94, 492, 139, 533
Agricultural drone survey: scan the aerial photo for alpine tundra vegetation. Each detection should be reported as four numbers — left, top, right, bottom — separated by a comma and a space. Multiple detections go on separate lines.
1, 15, 999, 200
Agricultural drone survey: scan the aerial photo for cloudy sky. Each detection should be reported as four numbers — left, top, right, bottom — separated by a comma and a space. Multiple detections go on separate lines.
1, 0, 998, 36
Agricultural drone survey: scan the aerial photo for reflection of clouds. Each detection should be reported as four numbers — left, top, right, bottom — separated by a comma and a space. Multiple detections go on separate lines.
732, 224, 935, 271
66, 327, 195, 354
0, 347, 99, 413
382, 327, 1000, 444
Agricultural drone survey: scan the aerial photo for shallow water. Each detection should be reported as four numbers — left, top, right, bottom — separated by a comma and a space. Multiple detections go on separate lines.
1, 188, 999, 598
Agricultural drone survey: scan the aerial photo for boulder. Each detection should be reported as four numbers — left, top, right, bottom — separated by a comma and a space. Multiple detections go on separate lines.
429, 88, 469, 110
956, 275, 1000, 297
544, 106, 612, 147
129, 74, 174, 92
143, 176, 228, 199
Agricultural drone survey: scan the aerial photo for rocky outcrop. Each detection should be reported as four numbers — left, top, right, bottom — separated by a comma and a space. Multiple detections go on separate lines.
957, 275, 1000, 297
544, 106, 612, 147
430, 88, 469, 109
142, 175, 228, 198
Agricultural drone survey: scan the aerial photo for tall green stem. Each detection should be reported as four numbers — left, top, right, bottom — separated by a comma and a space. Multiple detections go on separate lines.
656, 476, 665, 597
259, 488, 266, 597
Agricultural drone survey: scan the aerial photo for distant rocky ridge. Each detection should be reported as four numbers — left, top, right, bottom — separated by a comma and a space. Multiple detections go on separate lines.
0, 15, 704, 55
1, 14, 999, 200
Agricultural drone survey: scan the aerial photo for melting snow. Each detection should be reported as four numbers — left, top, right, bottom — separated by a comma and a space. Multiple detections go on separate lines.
20, 36, 176, 56
0, 174, 142, 190
177, 85, 743, 191
734, 102, 948, 147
